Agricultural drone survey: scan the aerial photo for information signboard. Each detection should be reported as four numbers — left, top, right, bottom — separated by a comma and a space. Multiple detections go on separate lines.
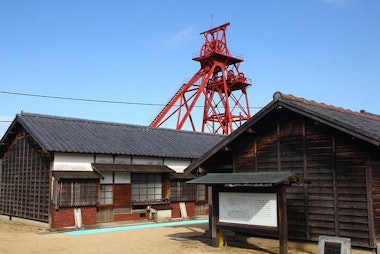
219, 192, 277, 227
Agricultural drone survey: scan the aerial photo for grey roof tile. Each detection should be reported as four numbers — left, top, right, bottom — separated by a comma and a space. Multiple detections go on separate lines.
92, 163, 175, 173
52, 171, 104, 180
275, 92, 380, 143
187, 171, 308, 185
2, 112, 224, 158
184, 92, 380, 174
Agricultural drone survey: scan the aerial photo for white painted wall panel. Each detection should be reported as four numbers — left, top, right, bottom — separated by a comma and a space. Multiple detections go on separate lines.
164, 158, 192, 173
101, 172, 113, 184
132, 156, 162, 165
115, 155, 131, 164
115, 172, 131, 183
95, 155, 113, 163
53, 153, 94, 171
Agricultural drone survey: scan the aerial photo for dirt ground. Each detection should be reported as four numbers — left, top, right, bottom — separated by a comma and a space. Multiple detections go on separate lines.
0, 216, 373, 254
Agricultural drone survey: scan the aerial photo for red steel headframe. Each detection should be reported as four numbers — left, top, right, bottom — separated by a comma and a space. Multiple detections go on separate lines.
150, 22, 252, 135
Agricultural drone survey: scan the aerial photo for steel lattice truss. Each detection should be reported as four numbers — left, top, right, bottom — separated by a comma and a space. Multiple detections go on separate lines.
150, 23, 252, 135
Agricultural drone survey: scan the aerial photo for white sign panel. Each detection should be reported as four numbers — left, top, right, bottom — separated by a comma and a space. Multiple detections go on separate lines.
219, 192, 277, 227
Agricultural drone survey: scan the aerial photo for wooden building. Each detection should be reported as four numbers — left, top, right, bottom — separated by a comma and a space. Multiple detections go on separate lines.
0, 112, 224, 228
185, 92, 380, 249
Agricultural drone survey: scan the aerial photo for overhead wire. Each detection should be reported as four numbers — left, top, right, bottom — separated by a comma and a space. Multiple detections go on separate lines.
0, 90, 163, 107
0, 90, 263, 109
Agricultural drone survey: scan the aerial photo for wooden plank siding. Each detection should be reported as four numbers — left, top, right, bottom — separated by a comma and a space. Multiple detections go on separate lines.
0, 130, 50, 222
305, 120, 336, 241
334, 133, 371, 246
233, 110, 375, 247
370, 149, 380, 241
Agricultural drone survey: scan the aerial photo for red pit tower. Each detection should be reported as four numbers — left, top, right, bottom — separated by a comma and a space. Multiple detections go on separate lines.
150, 22, 252, 135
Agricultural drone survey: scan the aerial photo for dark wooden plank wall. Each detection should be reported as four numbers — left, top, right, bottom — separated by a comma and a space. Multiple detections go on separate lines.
0, 131, 50, 222
233, 110, 373, 247
334, 132, 371, 247
370, 149, 380, 240
233, 134, 255, 172
279, 118, 307, 240
305, 120, 336, 240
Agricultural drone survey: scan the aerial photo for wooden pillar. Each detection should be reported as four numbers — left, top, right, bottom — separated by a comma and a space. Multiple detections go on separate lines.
211, 186, 219, 247
278, 185, 288, 254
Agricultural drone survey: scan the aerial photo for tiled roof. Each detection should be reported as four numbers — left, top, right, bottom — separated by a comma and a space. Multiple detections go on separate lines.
0, 112, 224, 158
92, 163, 175, 173
169, 172, 196, 180
187, 171, 308, 186
52, 171, 104, 181
274, 92, 380, 144
185, 92, 380, 174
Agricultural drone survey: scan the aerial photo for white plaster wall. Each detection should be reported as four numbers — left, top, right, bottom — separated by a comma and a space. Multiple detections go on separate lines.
132, 156, 162, 165
53, 153, 94, 171
53, 153, 191, 174
95, 155, 113, 163
100, 172, 113, 184
115, 172, 131, 183
100, 172, 131, 184
115, 155, 131, 164
164, 158, 192, 173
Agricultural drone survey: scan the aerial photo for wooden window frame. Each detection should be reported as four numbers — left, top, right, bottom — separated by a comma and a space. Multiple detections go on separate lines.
99, 184, 113, 205
170, 181, 196, 202
131, 174, 162, 202
55, 179, 98, 208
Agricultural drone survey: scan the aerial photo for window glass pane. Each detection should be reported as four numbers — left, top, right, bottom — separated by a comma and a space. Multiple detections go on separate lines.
100, 184, 113, 205
59, 180, 98, 207
131, 174, 162, 202
197, 185, 206, 200
105, 191, 113, 199
169, 181, 196, 202
155, 187, 162, 195
131, 174, 139, 182
170, 181, 180, 202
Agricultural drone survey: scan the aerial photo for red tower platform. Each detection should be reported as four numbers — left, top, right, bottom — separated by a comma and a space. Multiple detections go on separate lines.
150, 22, 252, 135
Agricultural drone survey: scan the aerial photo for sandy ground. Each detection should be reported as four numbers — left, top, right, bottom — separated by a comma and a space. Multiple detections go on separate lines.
0, 216, 373, 254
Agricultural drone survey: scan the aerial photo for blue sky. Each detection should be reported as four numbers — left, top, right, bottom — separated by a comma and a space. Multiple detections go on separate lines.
1, 0, 379, 136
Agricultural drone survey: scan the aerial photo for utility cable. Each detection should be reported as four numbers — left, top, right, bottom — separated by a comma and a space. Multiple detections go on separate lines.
0, 90, 263, 109
0, 90, 163, 106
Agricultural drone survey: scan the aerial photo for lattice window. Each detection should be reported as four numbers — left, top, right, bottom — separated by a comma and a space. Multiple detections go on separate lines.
58, 180, 98, 207
131, 174, 162, 202
197, 184, 206, 201
170, 181, 196, 202
99, 185, 113, 204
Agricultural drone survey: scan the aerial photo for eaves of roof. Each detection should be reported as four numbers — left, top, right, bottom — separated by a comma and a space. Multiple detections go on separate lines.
91, 163, 175, 174
187, 171, 309, 186
0, 112, 224, 159
275, 92, 380, 146
184, 92, 380, 174
52, 170, 104, 181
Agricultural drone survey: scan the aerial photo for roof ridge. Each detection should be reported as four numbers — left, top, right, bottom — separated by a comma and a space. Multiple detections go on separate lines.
273, 92, 380, 122
18, 112, 142, 128
17, 112, 224, 137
